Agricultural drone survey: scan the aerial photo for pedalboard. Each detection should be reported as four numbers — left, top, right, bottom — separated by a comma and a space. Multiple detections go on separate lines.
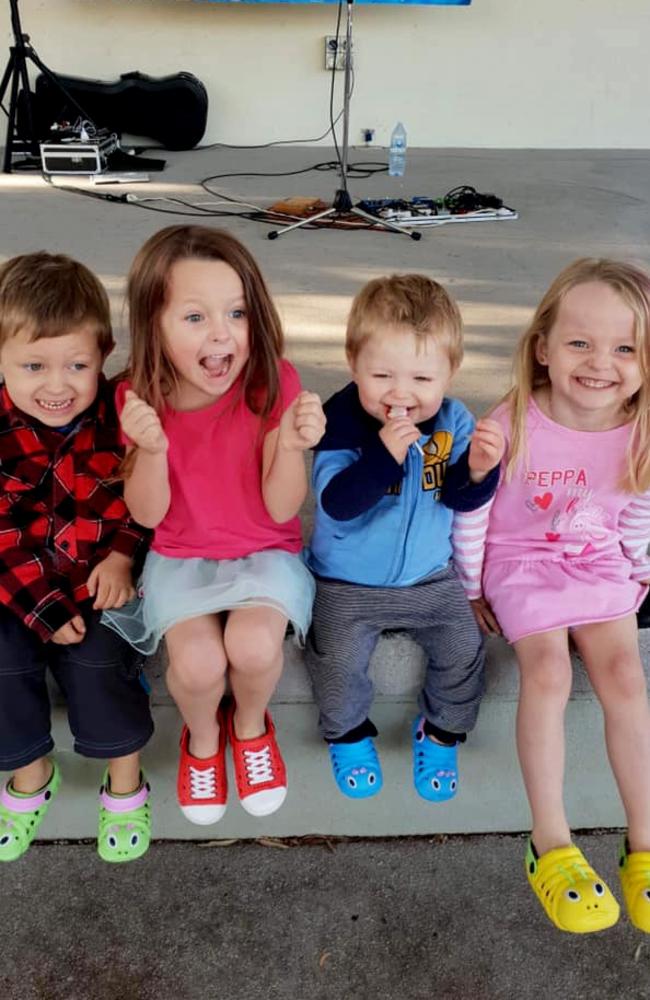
358, 189, 518, 227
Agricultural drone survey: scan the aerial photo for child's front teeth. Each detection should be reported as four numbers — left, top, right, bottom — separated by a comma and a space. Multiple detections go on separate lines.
579, 378, 612, 388
39, 399, 71, 409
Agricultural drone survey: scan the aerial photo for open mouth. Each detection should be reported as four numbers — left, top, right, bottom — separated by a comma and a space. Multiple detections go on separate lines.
37, 398, 74, 412
575, 377, 616, 390
200, 354, 233, 378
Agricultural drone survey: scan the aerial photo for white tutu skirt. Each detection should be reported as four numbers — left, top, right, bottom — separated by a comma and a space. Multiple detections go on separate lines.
101, 548, 316, 655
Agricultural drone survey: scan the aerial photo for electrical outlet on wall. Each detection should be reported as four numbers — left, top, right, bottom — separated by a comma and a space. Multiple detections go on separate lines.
324, 36, 353, 71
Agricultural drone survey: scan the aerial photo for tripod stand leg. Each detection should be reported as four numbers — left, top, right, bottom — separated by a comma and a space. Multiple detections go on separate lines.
351, 206, 422, 241
268, 206, 337, 240
3, 50, 21, 172
0, 49, 15, 103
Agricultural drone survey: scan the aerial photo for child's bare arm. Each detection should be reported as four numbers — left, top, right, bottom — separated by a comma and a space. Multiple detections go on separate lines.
120, 390, 171, 528
262, 391, 326, 523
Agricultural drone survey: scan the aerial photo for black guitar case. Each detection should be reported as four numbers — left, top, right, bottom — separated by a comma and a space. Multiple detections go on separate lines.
34, 71, 208, 151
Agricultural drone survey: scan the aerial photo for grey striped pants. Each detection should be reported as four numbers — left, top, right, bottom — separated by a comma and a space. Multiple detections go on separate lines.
305, 566, 486, 741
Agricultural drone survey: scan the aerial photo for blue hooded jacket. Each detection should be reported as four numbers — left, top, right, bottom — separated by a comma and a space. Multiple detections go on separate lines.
306, 382, 498, 587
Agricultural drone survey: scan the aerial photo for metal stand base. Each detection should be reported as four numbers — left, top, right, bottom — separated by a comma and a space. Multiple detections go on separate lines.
268, 187, 421, 241
267, 0, 421, 243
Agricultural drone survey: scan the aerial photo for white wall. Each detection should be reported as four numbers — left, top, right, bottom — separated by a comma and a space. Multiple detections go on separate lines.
3, 0, 649, 148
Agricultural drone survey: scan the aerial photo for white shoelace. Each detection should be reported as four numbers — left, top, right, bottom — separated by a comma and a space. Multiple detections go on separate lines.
244, 746, 274, 786
189, 765, 217, 800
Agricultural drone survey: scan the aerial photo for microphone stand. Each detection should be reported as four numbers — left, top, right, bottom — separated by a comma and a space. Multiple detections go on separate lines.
268, 0, 420, 242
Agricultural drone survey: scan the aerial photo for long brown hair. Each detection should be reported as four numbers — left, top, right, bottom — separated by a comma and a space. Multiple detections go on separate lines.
126, 225, 284, 420
503, 258, 650, 493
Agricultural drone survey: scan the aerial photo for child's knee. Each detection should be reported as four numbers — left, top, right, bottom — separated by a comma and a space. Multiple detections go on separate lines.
228, 633, 282, 676
520, 654, 572, 701
167, 645, 227, 694
600, 654, 647, 703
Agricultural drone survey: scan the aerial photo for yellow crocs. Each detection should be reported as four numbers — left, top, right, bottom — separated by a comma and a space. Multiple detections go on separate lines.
525, 839, 619, 933
619, 839, 650, 933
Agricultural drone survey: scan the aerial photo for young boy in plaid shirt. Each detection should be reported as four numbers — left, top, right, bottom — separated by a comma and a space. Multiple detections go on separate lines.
0, 252, 153, 864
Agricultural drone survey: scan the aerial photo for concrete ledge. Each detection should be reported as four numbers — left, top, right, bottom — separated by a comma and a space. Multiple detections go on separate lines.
9, 630, 649, 840
6, 699, 625, 840
145, 630, 650, 705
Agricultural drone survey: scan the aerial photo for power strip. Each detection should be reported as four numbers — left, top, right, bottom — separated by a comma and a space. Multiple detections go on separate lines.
92, 172, 151, 184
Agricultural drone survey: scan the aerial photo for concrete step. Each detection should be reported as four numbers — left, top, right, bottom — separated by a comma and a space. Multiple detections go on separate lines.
147, 630, 641, 706
7, 632, 648, 840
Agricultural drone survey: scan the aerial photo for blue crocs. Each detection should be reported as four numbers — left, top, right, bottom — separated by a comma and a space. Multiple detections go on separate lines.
412, 716, 458, 802
328, 737, 383, 799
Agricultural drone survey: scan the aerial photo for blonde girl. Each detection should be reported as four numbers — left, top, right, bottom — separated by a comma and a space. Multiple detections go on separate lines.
466, 259, 650, 934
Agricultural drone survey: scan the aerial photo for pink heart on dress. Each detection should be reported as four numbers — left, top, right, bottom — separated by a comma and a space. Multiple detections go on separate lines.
534, 492, 553, 510
545, 532, 560, 542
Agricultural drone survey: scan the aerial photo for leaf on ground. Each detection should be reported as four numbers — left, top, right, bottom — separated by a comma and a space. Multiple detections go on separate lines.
197, 839, 240, 848
256, 837, 290, 849
319, 951, 332, 969
633, 943, 645, 963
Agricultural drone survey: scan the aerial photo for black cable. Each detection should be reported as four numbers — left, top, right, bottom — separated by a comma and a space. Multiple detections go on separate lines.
199, 158, 385, 189
42, 173, 132, 204
328, 0, 344, 178
42, 174, 390, 232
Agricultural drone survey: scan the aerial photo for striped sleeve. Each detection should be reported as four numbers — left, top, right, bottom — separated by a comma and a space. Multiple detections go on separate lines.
452, 500, 493, 599
619, 491, 650, 581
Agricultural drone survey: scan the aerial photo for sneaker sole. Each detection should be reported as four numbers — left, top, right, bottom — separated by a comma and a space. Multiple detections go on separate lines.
240, 786, 287, 817
180, 803, 228, 825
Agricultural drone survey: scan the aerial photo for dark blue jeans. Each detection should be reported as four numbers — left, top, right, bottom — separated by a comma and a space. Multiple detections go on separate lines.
0, 604, 153, 771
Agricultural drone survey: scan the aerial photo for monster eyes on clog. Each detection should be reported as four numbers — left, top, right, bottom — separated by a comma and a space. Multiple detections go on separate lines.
450, 779, 457, 792
431, 778, 441, 791
593, 883, 605, 897
565, 889, 581, 902
347, 776, 357, 789
108, 835, 118, 849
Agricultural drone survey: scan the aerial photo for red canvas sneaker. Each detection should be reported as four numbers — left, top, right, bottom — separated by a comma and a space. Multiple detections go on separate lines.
227, 705, 287, 817
177, 709, 228, 825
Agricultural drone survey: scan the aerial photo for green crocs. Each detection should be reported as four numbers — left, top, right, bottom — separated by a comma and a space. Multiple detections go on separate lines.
0, 761, 61, 862
97, 771, 152, 864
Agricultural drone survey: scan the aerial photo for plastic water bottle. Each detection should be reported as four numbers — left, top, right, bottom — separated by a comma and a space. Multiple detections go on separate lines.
388, 122, 407, 177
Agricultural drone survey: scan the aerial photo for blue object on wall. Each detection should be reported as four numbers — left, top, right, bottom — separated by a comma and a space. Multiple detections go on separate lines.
197, 0, 470, 5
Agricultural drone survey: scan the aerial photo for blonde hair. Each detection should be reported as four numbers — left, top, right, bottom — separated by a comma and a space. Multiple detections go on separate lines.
126, 225, 284, 421
504, 258, 650, 493
346, 274, 463, 369
0, 252, 113, 356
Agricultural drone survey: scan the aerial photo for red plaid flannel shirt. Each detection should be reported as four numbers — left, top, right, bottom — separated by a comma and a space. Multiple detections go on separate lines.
0, 376, 150, 641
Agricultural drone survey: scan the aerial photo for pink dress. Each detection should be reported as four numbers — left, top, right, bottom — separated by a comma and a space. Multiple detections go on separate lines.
483, 398, 650, 643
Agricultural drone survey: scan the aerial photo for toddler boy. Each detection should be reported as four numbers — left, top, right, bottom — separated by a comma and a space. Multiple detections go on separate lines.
305, 274, 504, 800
